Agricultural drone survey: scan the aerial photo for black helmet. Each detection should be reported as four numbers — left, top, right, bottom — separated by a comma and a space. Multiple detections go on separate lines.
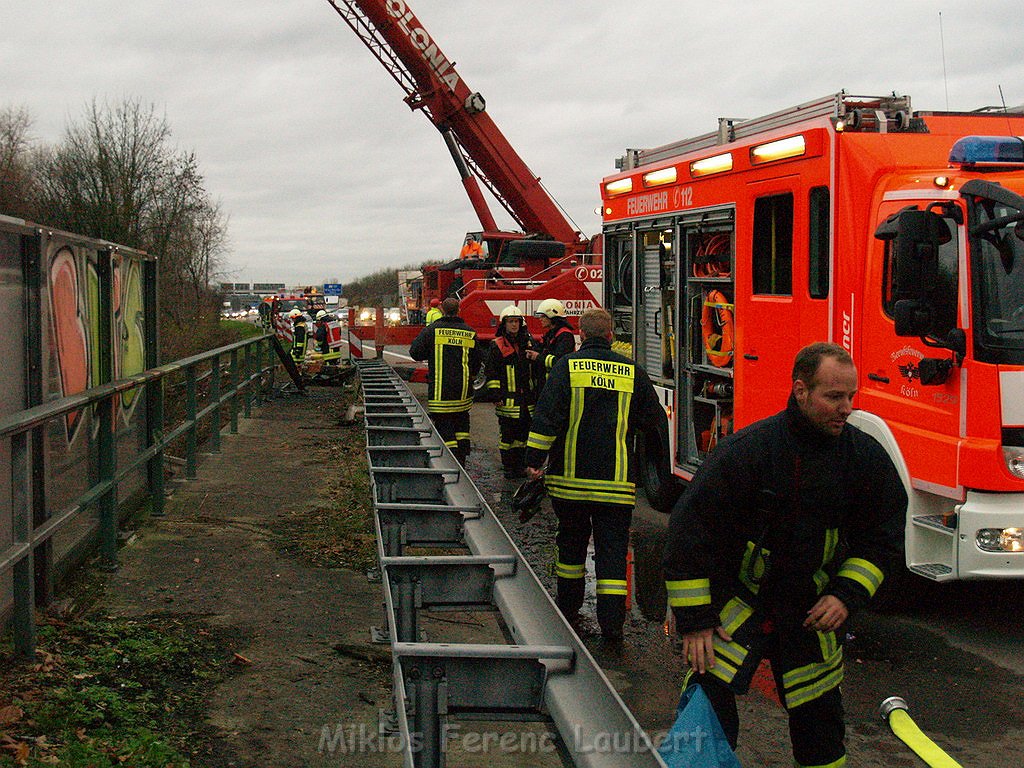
511, 476, 547, 523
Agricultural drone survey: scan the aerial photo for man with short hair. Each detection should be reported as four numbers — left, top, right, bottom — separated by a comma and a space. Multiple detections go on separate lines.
662, 341, 907, 768
525, 308, 668, 641
410, 297, 481, 465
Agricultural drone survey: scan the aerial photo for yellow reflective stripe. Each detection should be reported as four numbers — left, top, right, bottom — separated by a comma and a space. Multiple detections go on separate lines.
443, 439, 458, 448
498, 440, 512, 450
454, 431, 470, 440
666, 578, 711, 607
555, 562, 585, 579
783, 647, 843, 690
817, 630, 838, 661
836, 557, 884, 597
427, 399, 473, 412
460, 345, 469, 402
739, 541, 769, 595
545, 354, 555, 370
433, 343, 443, 402
615, 390, 631, 483
823, 528, 839, 565
486, 380, 500, 389
565, 384, 584, 477
597, 579, 627, 595
708, 656, 739, 685
508, 439, 527, 449
796, 755, 847, 768
784, 666, 844, 710
508, 364, 516, 392
712, 635, 748, 668
718, 597, 754, 635
545, 485, 635, 505
527, 432, 556, 450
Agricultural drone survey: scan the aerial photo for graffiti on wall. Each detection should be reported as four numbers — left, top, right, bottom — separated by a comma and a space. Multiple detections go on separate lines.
48, 244, 147, 444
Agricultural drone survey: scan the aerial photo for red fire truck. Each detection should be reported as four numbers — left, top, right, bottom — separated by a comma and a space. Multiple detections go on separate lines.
601, 91, 1024, 588
326, 0, 601, 341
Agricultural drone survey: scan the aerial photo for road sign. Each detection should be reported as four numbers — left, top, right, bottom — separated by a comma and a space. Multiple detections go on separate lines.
323, 283, 343, 296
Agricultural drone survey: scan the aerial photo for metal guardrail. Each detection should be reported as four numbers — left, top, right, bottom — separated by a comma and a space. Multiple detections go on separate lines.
0, 333, 278, 657
357, 359, 667, 768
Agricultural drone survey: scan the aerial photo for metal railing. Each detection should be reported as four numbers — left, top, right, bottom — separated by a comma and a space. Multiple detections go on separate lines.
0, 333, 278, 657
357, 359, 666, 768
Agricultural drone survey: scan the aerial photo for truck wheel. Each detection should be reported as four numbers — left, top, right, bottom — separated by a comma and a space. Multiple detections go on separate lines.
632, 525, 668, 622
638, 437, 683, 513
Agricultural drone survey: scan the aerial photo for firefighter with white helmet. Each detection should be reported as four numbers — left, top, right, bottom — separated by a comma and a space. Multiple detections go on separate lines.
482, 304, 539, 478
527, 298, 576, 390
313, 310, 331, 354
288, 309, 309, 363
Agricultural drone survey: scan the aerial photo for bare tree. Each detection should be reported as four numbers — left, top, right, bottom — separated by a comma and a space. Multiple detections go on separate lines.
0, 105, 37, 218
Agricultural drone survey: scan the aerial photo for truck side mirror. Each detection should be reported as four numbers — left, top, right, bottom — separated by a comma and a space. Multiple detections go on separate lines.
890, 210, 950, 303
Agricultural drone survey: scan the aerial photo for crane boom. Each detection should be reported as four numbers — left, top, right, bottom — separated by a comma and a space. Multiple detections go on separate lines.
326, 0, 585, 249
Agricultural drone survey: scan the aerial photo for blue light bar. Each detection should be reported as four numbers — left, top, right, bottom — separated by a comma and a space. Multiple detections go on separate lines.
949, 135, 1024, 166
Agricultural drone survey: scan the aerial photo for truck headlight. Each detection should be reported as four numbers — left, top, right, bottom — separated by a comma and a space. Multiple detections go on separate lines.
1004, 446, 1024, 480
977, 527, 1024, 552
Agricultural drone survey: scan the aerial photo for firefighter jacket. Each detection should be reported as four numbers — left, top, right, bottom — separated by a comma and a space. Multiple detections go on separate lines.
525, 337, 667, 507
534, 317, 576, 388
662, 395, 907, 635
483, 329, 538, 418
425, 307, 443, 324
410, 316, 481, 414
290, 320, 308, 362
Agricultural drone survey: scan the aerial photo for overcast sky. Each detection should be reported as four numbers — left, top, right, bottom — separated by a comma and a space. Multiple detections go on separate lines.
4, 1, 1022, 288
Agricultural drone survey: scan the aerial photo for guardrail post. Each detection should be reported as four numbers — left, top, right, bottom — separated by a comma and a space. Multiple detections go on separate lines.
98, 395, 118, 569
243, 343, 253, 419
186, 367, 198, 479
146, 377, 166, 517
210, 354, 222, 453
229, 349, 239, 434
11, 431, 36, 657
24, 229, 51, 607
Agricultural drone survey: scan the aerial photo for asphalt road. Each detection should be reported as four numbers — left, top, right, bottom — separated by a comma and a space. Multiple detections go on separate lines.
453, 392, 1024, 768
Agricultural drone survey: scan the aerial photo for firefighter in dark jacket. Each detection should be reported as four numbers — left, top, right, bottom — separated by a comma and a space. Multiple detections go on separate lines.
482, 304, 539, 478
526, 308, 668, 641
662, 342, 907, 768
409, 297, 482, 466
288, 309, 308, 363
526, 298, 576, 391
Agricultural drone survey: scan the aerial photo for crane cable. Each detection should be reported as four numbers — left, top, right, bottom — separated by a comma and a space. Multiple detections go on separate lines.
880, 697, 963, 768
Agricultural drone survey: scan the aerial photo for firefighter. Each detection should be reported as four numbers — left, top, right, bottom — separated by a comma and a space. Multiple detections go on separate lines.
526, 298, 576, 391
525, 308, 668, 641
288, 309, 308, 363
409, 297, 482, 466
313, 310, 331, 354
482, 304, 538, 479
425, 298, 443, 325
662, 342, 907, 768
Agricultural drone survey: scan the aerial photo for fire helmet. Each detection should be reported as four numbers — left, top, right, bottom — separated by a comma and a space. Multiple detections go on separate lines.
315, 310, 328, 320
499, 305, 525, 322
287, 309, 303, 319
534, 298, 564, 319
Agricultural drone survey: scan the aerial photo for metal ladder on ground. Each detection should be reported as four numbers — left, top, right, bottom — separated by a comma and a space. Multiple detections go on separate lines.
356, 359, 667, 768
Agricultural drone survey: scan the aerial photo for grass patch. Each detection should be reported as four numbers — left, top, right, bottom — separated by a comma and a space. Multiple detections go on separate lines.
0, 613, 237, 767
274, 389, 378, 573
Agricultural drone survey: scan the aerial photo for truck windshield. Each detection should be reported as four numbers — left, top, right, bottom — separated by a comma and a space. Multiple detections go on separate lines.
967, 184, 1024, 361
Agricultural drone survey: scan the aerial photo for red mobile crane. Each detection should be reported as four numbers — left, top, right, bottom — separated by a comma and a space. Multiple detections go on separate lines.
325, 0, 602, 340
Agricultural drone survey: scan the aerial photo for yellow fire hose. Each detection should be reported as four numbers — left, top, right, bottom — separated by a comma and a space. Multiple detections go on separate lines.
880, 697, 963, 768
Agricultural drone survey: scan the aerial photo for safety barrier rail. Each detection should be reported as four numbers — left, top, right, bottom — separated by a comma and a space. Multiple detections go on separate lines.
0, 333, 277, 657
357, 358, 666, 768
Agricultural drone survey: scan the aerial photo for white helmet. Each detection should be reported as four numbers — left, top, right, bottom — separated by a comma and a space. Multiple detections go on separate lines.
499, 305, 525, 322
534, 298, 564, 318
287, 309, 303, 319
315, 310, 328, 320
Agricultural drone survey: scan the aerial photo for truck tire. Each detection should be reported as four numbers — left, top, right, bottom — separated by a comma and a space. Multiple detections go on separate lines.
632, 524, 668, 622
638, 435, 683, 513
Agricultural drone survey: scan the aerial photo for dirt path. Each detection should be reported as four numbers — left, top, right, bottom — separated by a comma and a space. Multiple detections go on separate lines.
104, 388, 401, 767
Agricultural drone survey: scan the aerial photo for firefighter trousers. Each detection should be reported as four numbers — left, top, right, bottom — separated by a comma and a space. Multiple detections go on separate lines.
497, 410, 531, 477
689, 612, 846, 768
550, 498, 631, 639
430, 410, 471, 465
